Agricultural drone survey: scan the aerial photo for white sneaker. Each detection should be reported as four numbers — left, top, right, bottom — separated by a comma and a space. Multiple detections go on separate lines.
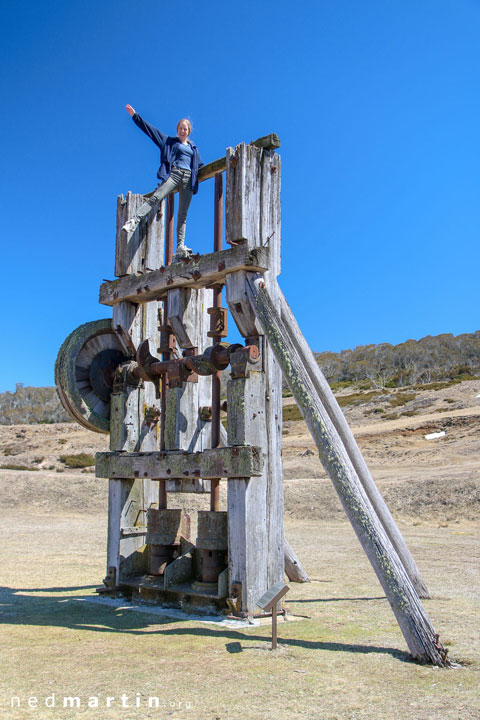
122, 216, 139, 233
173, 244, 193, 261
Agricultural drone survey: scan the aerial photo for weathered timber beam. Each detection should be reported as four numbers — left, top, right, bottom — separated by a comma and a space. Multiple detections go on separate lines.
276, 285, 429, 599
246, 273, 449, 667
198, 134, 280, 181
99, 245, 269, 306
143, 134, 281, 195
249, 133, 281, 150
95, 445, 264, 480
284, 538, 310, 583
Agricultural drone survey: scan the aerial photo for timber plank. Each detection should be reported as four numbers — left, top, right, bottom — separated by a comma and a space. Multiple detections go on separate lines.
96, 445, 264, 480
99, 245, 270, 306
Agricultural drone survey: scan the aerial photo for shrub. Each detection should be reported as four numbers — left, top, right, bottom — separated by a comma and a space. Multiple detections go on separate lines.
389, 392, 417, 408
59, 453, 95, 468
282, 404, 303, 422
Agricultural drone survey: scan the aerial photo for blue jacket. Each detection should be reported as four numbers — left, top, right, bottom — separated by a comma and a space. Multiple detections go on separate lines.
132, 113, 203, 194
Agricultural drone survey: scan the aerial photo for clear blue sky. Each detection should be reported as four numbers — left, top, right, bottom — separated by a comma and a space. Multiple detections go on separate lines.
1, 0, 479, 392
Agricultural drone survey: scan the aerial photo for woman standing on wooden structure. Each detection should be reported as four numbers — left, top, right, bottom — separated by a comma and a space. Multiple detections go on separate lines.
123, 104, 203, 260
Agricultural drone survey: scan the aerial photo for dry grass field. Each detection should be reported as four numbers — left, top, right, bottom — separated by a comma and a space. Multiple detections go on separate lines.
0, 380, 479, 719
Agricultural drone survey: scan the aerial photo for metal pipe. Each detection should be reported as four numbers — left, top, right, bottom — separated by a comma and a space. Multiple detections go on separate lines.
210, 173, 223, 512
159, 195, 175, 504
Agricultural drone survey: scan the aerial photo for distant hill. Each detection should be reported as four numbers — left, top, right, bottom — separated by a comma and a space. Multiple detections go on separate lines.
1, 331, 479, 424
315, 331, 480, 388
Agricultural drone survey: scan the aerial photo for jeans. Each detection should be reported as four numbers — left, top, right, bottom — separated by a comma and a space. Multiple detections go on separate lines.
134, 168, 193, 246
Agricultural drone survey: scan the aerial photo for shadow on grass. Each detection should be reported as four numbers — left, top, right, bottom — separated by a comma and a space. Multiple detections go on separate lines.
0, 584, 413, 664
291, 596, 386, 603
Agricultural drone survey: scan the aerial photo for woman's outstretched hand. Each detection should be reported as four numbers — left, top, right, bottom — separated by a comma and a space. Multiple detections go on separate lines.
125, 104, 135, 117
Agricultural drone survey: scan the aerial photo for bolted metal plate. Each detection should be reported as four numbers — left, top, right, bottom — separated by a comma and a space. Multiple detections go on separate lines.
55, 319, 128, 433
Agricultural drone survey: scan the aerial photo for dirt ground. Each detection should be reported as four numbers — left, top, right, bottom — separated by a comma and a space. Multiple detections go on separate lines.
0, 380, 479, 719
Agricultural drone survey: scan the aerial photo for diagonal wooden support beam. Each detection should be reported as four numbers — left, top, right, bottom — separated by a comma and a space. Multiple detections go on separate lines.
245, 272, 449, 666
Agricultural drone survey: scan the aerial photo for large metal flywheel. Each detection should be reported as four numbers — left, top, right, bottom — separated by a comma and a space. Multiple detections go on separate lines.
55, 319, 128, 433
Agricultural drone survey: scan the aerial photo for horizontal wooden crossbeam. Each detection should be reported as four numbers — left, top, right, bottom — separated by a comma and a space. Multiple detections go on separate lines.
95, 445, 264, 480
143, 133, 281, 194
99, 245, 269, 306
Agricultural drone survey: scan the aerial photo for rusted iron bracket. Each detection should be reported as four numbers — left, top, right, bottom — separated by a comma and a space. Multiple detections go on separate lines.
144, 406, 161, 426
199, 406, 213, 422
99, 566, 116, 591
229, 345, 261, 379
207, 306, 228, 338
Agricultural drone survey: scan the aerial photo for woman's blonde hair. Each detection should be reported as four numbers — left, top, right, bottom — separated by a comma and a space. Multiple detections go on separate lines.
177, 118, 192, 135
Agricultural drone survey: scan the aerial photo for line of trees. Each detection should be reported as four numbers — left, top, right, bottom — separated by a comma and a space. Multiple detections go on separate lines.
1, 331, 479, 424
315, 331, 480, 388
0, 384, 71, 425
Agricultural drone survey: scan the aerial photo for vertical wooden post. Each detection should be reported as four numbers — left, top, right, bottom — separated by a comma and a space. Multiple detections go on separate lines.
271, 606, 278, 650
225, 143, 284, 615
210, 172, 224, 511
106, 193, 164, 584
164, 286, 213, 457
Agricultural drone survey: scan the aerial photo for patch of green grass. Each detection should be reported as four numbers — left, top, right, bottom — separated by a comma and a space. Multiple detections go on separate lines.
282, 404, 303, 421
409, 374, 478, 392
444, 398, 457, 404
0, 464, 39, 471
409, 380, 457, 391
336, 390, 383, 408
329, 380, 355, 392
59, 453, 95, 468
399, 410, 418, 417
330, 379, 373, 392
389, 392, 417, 408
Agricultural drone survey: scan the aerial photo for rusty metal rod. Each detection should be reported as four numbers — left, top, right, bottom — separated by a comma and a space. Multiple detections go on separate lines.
159, 196, 176, 505
210, 173, 223, 512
